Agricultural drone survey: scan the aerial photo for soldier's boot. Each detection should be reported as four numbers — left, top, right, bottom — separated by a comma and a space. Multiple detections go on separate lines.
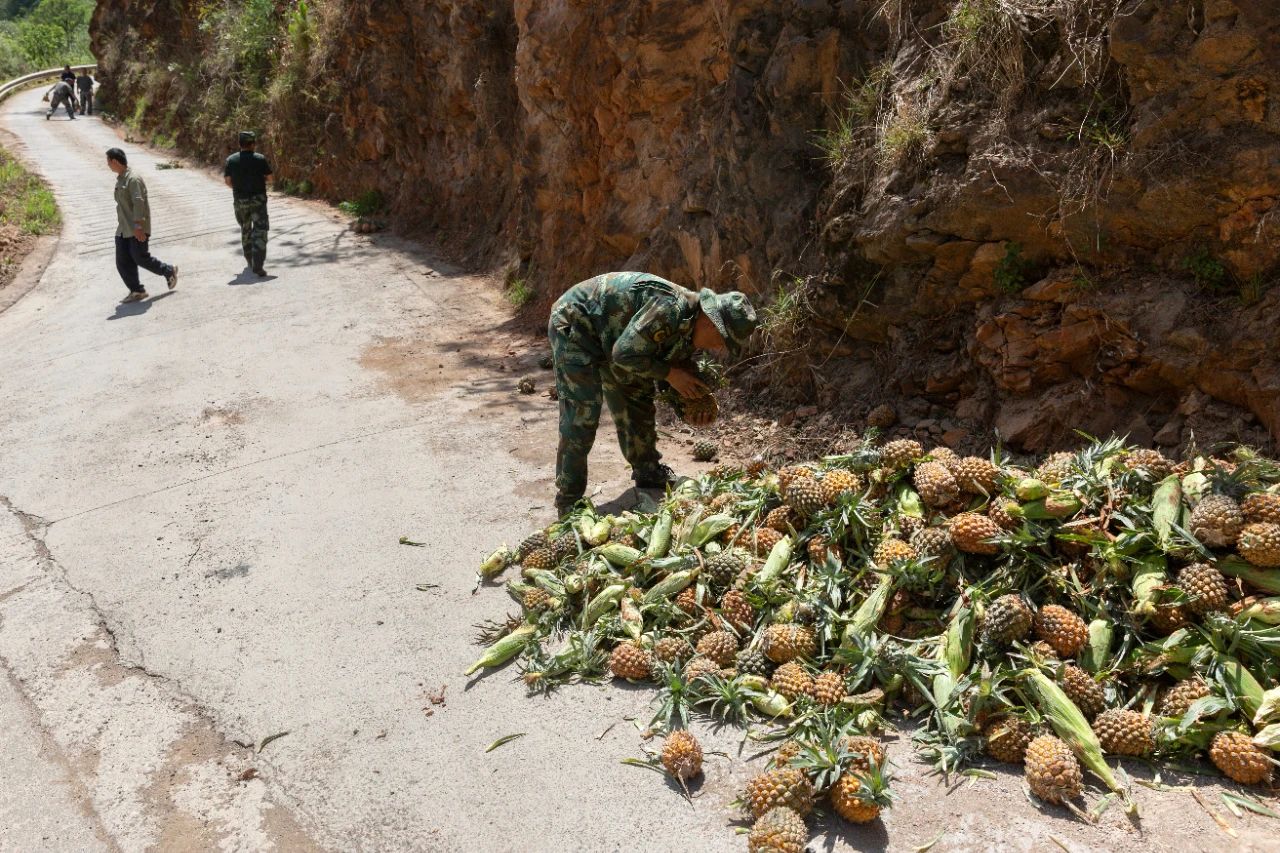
633, 463, 678, 490
251, 249, 267, 276
554, 493, 581, 518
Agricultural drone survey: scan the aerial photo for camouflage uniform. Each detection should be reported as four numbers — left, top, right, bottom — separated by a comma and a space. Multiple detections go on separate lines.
549, 271, 699, 504
233, 194, 270, 268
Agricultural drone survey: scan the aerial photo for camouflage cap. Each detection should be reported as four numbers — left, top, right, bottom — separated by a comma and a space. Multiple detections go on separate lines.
697, 289, 758, 356
238, 131, 256, 145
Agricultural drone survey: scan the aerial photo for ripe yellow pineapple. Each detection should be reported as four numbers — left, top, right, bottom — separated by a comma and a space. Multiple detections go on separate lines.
1036, 604, 1089, 658
747, 806, 807, 853
880, 438, 923, 469
682, 654, 722, 682
806, 535, 842, 565
1036, 451, 1076, 485
653, 636, 693, 664
773, 740, 803, 767
771, 661, 814, 700
949, 512, 1003, 555
609, 642, 652, 680
743, 768, 815, 819
1189, 495, 1245, 548
913, 461, 960, 507
763, 505, 795, 532
1121, 448, 1173, 478
950, 456, 1001, 494
522, 587, 553, 611
746, 527, 785, 557
811, 671, 846, 706
1210, 731, 1272, 785
1092, 709, 1154, 756
1238, 522, 1280, 567
1241, 492, 1280, 525
1024, 735, 1082, 804
696, 630, 739, 667
821, 469, 861, 503
829, 773, 885, 823
522, 547, 558, 570
660, 730, 703, 781
842, 735, 887, 774
1159, 678, 1210, 717
873, 537, 917, 566
984, 717, 1032, 763
777, 465, 814, 490
1060, 664, 1105, 720
720, 589, 755, 631
762, 623, 817, 663
1177, 562, 1229, 614
987, 497, 1021, 531
674, 585, 701, 615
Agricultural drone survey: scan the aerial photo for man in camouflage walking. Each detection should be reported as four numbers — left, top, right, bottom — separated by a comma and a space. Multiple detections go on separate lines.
223, 131, 273, 276
548, 271, 758, 515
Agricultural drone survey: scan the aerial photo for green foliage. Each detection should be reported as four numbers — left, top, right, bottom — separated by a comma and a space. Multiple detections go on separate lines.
24, 0, 91, 48
877, 101, 929, 164
278, 177, 313, 197
505, 277, 534, 309
338, 190, 385, 218
760, 277, 812, 348
0, 148, 59, 235
1182, 245, 1229, 291
14, 20, 60, 65
0, 0, 93, 80
994, 242, 1033, 293
815, 65, 892, 172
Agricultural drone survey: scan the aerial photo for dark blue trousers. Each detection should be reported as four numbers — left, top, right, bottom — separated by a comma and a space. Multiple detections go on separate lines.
114, 235, 173, 293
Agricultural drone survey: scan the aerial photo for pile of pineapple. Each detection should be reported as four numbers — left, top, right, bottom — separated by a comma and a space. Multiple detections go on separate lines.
469, 437, 1280, 849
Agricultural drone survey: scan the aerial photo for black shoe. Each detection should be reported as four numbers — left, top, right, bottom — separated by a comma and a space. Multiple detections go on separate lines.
254, 267, 267, 277
633, 463, 677, 490
554, 495, 581, 517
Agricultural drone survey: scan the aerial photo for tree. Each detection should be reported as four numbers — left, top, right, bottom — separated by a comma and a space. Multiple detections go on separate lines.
25, 0, 91, 49
15, 20, 60, 66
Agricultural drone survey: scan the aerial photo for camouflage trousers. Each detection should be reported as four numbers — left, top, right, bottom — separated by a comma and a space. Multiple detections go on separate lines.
233, 194, 269, 268
549, 309, 662, 502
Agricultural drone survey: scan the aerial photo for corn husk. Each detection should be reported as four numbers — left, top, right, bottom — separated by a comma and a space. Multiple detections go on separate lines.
597, 542, 642, 568
1016, 478, 1049, 501
937, 602, 974, 680
1236, 597, 1280, 625
1219, 557, 1280, 595
465, 624, 538, 675
477, 547, 512, 579
1129, 554, 1166, 616
620, 597, 643, 640
749, 689, 792, 718
1219, 655, 1266, 719
582, 584, 626, 629
1253, 723, 1280, 751
1082, 618, 1113, 674
1151, 476, 1182, 551
1253, 687, 1280, 726
642, 569, 698, 605
647, 511, 672, 559
752, 536, 793, 587
1022, 669, 1129, 807
843, 576, 894, 645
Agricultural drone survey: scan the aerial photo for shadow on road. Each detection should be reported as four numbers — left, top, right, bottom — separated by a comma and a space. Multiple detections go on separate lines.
106, 289, 174, 320
227, 268, 278, 286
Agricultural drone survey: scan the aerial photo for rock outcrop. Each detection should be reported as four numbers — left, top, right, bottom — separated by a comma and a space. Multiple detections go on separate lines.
91, 0, 1279, 451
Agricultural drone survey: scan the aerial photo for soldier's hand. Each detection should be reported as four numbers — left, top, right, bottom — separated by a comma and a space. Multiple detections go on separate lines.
666, 367, 708, 400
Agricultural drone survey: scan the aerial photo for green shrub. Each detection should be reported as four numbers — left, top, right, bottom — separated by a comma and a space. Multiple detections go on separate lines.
1182, 245, 1228, 291
994, 242, 1032, 293
0, 148, 59, 235
338, 190, 385, 218
505, 277, 534, 308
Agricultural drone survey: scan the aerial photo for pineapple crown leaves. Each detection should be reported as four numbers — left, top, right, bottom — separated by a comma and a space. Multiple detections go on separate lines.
790, 728, 882, 792
649, 664, 695, 731
688, 672, 755, 724
848, 760, 897, 809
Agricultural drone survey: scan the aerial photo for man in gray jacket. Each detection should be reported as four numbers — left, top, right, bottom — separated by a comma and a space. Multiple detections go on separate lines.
107, 148, 178, 302
45, 80, 75, 120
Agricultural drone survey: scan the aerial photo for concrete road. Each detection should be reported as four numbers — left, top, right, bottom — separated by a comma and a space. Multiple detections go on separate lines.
0, 87, 1274, 853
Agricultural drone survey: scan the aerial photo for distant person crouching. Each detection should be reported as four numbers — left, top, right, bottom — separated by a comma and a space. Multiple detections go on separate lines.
44, 80, 75, 120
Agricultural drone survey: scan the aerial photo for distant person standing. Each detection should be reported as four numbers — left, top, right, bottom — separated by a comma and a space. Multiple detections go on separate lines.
106, 148, 178, 303
76, 69, 95, 115
223, 131, 273, 277
60, 65, 76, 86
45, 80, 75, 120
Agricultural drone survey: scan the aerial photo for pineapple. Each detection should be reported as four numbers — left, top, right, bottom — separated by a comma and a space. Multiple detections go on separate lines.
746, 457, 769, 478
522, 588, 553, 612
829, 770, 890, 824
1177, 562, 1229, 614
1238, 522, 1280, 567
609, 642, 652, 680
1121, 448, 1174, 479
910, 526, 954, 563
522, 547, 557, 570
821, 469, 861, 503
895, 514, 925, 540
1159, 677, 1211, 717
746, 527, 784, 558
677, 393, 718, 425
682, 655, 722, 682
776, 464, 814, 490
950, 456, 1001, 494
709, 492, 737, 512
987, 497, 1021, 531
720, 589, 755, 631
706, 549, 746, 588
517, 530, 549, 559
1189, 495, 1245, 548
914, 461, 960, 507
743, 768, 815, 819
1092, 709, 1154, 756
1241, 492, 1280, 525
949, 512, 1003, 555
1024, 735, 1083, 804
806, 535, 841, 565
762, 624, 817, 663
696, 630, 739, 667
842, 735, 887, 774
771, 661, 814, 700
784, 477, 827, 517
811, 671, 846, 706
881, 438, 923, 470
654, 636, 694, 665
1060, 663, 1106, 720
981, 594, 1033, 645
930, 446, 959, 465
763, 505, 795, 532
773, 740, 803, 767
674, 585, 701, 615
984, 716, 1032, 763
692, 440, 718, 462
1036, 452, 1076, 485
660, 730, 703, 781
551, 531, 577, 562
747, 806, 807, 853
1029, 640, 1060, 660
1210, 731, 1272, 785
873, 537, 917, 566
1036, 605, 1089, 658
735, 647, 775, 678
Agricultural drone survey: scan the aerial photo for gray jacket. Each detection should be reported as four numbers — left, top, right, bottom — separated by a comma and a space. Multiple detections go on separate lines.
114, 169, 152, 237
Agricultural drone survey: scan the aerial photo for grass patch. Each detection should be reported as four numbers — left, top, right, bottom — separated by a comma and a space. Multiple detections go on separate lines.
876, 99, 929, 164
994, 241, 1033, 293
338, 190, 385, 218
505, 276, 534, 308
814, 65, 892, 171
0, 149, 59, 236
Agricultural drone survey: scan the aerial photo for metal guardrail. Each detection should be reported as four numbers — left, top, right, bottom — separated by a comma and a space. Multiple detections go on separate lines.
0, 64, 98, 104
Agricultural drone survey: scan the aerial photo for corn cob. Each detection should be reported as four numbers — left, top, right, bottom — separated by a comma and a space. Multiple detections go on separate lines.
597, 542, 643, 567
937, 602, 975, 680
620, 597, 644, 640
843, 576, 894, 644
1219, 655, 1266, 719
1081, 619, 1112, 674
750, 689, 793, 718
647, 511, 673, 559
1129, 554, 1166, 616
582, 584, 626, 628
643, 569, 699, 605
1022, 669, 1129, 809
1218, 556, 1280, 595
477, 547, 512, 579
464, 624, 538, 675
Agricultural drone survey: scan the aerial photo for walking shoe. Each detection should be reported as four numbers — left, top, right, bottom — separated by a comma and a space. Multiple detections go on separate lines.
166, 266, 179, 290
633, 463, 678, 490
121, 291, 147, 303
254, 267, 267, 277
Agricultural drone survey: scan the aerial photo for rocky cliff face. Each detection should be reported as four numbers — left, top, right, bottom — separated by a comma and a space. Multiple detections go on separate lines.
91, 0, 1278, 451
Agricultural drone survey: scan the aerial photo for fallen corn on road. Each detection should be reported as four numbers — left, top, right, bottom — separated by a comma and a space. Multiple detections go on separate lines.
0, 85, 1274, 852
